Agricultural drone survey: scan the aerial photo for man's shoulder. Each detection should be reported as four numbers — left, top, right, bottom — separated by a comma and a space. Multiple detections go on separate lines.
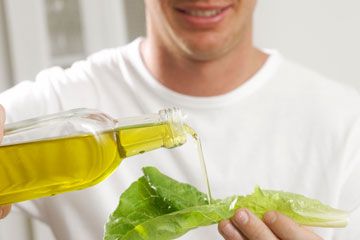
35, 39, 140, 83
86, 38, 141, 65
276, 56, 359, 99
266, 54, 360, 119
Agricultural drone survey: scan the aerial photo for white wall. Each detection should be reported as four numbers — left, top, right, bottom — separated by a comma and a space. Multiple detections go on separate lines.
254, 0, 360, 90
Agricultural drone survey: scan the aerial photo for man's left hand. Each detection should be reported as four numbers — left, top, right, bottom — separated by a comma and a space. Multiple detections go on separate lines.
218, 208, 323, 240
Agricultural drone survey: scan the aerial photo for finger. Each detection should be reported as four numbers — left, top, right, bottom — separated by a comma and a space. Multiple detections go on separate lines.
0, 205, 12, 219
263, 211, 323, 240
0, 104, 4, 120
0, 104, 5, 124
219, 219, 246, 240
231, 209, 278, 240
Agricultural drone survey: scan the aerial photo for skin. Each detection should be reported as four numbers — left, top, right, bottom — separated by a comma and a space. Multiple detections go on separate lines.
218, 209, 323, 240
142, 0, 268, 96
143, 0, 323, 239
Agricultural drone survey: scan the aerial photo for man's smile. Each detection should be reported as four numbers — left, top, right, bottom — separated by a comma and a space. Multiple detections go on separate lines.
173, 3, 234, 28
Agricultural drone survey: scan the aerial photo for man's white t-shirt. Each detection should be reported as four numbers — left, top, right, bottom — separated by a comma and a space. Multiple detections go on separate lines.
1, 38, 360, 239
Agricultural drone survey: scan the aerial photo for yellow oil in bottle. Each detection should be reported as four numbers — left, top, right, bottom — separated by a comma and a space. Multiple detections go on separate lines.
0, 122, 179, 205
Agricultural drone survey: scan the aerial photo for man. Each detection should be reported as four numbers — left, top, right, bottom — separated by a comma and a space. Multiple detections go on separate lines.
1, 0, 360, 239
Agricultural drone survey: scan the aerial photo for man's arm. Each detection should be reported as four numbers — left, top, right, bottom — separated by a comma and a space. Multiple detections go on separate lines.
0, 105, 11, 220
218, 208, 323, 240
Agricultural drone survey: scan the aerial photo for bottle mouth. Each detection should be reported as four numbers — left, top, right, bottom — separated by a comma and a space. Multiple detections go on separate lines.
159, 108, 187, 148
159, 107, 186, 122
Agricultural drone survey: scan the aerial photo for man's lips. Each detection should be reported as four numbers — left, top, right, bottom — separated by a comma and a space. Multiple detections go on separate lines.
175, 5, 232, 18
174, 5, 232, 18
173, 4, 233, 28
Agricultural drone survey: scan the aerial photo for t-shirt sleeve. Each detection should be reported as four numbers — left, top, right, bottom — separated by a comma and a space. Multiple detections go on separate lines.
0, 61, 99, 124
0, 75, 61, 123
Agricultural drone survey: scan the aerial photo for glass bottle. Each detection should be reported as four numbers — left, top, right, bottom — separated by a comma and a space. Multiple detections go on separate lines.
0, 108, 187, 205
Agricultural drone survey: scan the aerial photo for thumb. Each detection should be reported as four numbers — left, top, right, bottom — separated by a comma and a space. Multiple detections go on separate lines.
0, 205, 12, 219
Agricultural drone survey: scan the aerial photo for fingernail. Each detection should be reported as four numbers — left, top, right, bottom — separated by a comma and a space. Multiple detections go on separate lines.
264, 211, 277, 224
235, 209, 249, 225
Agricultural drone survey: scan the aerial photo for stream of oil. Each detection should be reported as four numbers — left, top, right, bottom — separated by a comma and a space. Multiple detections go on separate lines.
184, 125, 212, 204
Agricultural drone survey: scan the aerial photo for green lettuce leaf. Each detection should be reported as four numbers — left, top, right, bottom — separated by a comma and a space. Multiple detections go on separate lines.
234, 187, 349, 227
104, 166, 348, 240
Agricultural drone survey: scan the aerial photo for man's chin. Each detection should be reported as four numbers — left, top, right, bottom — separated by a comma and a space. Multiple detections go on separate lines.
182, 46, 230, 62
178, 36, 233, 61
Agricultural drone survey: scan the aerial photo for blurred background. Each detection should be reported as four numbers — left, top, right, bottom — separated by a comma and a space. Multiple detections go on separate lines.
0, 0, 359, 239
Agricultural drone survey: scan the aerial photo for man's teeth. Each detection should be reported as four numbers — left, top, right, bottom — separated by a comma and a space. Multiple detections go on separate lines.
186, 9, 222, 17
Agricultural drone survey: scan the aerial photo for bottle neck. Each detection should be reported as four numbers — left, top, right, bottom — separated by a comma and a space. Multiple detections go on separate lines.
114, 109, 187, 158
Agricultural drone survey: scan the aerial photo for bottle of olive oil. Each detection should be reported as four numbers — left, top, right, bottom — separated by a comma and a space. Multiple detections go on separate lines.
0, 108, 187, 205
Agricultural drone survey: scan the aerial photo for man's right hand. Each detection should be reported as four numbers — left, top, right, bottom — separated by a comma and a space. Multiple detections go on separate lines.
0, 104, 12, 220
